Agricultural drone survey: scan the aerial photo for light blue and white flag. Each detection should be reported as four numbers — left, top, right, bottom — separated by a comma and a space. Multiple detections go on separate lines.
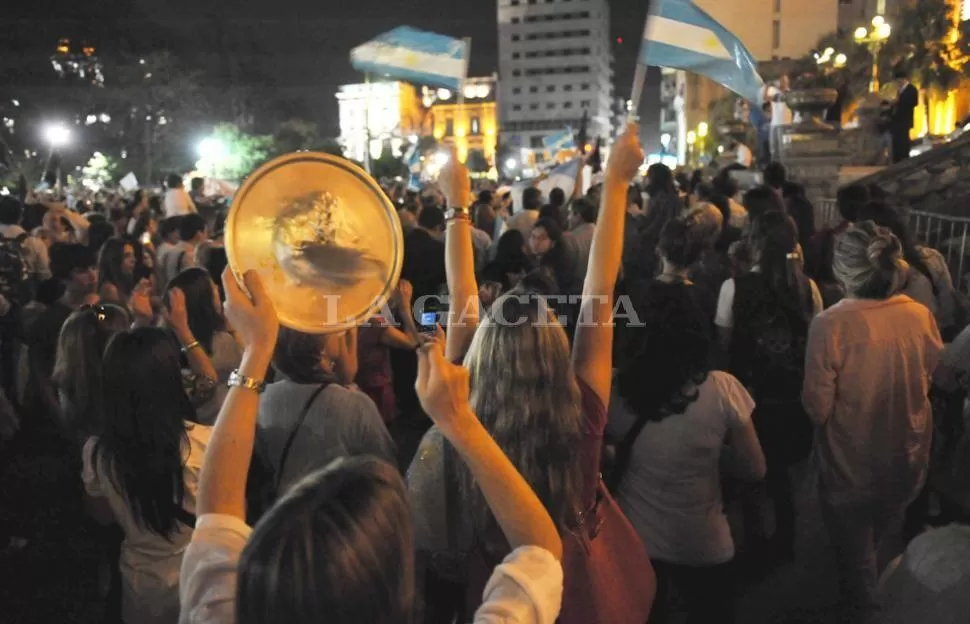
639, 0, 764, 102
542, 128, 575, 153
351, 26, 469, 90
403, 143, 422, 191
510, 158, 584, 214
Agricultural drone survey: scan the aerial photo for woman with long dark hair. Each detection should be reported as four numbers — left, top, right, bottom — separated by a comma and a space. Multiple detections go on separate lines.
82, 327, 210, 624
410, 129, 655, 624
632, 163, 685, 283
53, 303, 131, 442
166, 267, 240, 425
610, 276, 764, 623
97, 238, 137, 304
529, 217, 576, 294
715, 210, 823, 567
480, 229, 533, 297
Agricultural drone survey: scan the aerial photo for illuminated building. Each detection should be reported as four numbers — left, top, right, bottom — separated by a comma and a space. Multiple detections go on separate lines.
429, 75, 498, 168
336, 81, 427, 163
51, 38, 104, 87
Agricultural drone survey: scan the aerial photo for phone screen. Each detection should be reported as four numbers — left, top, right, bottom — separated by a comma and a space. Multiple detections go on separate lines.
419, 311, 438, 334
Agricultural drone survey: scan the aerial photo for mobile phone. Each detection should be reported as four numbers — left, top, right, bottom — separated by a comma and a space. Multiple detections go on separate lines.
418, 310, 438, 334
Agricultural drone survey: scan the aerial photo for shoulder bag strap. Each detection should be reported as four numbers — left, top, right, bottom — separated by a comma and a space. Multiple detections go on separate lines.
607, 408, 654, 491
274, 383, 329, 492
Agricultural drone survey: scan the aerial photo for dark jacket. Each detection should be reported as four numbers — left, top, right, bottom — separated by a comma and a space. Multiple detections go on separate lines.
893, 83, 919, 132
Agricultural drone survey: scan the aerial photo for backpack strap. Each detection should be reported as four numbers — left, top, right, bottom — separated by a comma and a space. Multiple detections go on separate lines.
274, 383, 329, 492
606, 405, 653, 491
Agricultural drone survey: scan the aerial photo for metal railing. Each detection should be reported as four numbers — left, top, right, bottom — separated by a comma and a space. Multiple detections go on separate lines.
813, 199, 970, 291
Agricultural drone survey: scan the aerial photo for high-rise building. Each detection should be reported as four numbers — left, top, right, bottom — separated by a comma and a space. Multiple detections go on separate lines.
496, 0, 613, 152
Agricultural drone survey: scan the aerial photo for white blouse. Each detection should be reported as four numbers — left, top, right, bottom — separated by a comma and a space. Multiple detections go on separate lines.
179, 515, 564, 624
83, 423, 211, 624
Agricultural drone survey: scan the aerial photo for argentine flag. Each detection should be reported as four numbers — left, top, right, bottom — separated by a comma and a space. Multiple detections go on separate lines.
402, 143, 422, 192
639, 0, 764, 102
351, 26, 469, 90
542, 128, 576, 153
510, 159, 585, 214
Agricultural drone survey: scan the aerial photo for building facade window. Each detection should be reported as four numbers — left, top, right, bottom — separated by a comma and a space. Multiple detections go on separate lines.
546, 102, 556, 109
530, 103, 539, 110
546, 85, 555, 92
513, 52, 521, 59
471, 117, 481, 135
513, 104, 522, 111
513, 69, 521, 77
445, 118, 454, 137
530, 136, 544, 149
513, 87, 522, 94
772, 19, 781, 49
512, 34, 520, 41
530, 86, 539, 93
563, 102, 574, 109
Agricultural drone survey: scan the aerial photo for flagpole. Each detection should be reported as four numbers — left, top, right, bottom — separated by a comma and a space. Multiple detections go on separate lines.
628, 64, 648, 123
363, 72, 373, 175
457, 37, 471, 165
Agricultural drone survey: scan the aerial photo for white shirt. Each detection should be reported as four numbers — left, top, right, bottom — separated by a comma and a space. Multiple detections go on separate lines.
764, 85, 793, 126
735, 143, 752, 168
163, 188, 197, 218
607, 371, 755, 565
802, 295, 943, 504
178, 515, 564, 624
83, 423, 211, 624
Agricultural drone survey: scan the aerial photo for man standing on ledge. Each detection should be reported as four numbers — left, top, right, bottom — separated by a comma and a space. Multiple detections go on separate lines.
891, 68, 919, 163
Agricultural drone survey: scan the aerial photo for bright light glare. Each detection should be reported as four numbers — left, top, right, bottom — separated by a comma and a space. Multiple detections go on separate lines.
697, 122, 709, 138
876, 23, 891, 39
505, 158, 517, 169
434, 152, 449, 167
871, 15, 885, 28
44, 123, 71, 147
854, 27, 868, 40
660, 133, 671, 148
835, 53, 847, 67
686, 130, 697, 145
198, 137, 227, 161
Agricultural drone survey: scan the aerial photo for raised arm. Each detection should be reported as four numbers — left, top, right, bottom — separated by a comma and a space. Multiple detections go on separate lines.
415, 341, 562, 561
572, 125, 643, 405
438, 150, 480, 362
196, 268, 279, 519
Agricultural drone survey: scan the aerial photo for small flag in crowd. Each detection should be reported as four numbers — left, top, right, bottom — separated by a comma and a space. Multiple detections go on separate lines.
402, 143, 423, 191
639, 0, 764, 102
119, 172, 139, 192
542, 128, 576, 153
350, 26, 469, 90
510, 158, 584, 214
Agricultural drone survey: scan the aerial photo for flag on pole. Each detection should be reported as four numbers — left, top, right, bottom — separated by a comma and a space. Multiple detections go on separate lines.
639, 0, 764, 102
351, 26, 470, 90
542, 128, 576, 152
510, 158, 584, 214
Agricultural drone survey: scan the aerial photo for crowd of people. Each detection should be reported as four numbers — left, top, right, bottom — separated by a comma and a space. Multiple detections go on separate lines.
0, 120, 968, 624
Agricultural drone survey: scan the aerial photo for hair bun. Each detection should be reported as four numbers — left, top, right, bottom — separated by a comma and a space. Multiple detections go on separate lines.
865, 227, 902, 270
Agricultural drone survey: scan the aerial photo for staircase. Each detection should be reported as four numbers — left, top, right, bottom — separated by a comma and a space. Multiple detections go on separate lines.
842, 132, 970, 216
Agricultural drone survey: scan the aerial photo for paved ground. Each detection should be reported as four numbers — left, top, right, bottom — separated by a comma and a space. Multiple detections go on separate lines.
0, 421, 853, 624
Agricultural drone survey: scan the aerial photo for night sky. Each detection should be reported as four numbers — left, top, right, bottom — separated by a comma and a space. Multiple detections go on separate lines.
5, 0, 659, 142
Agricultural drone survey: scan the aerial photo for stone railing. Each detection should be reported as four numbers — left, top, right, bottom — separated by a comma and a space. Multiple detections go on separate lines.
839, 131, 970, 217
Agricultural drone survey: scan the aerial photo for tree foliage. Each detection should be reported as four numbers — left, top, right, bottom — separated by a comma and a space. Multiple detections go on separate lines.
198, 123, 273, 181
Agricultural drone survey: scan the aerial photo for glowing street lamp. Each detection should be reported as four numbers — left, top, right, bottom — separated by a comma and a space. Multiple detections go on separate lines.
834, 53, 848, 68
44, 123, 71, 148
855, 15, 892, 92
686, 130, 697, 146
697, 122, 709, 138
198, 137, 228, 178
505, 158, 517, 170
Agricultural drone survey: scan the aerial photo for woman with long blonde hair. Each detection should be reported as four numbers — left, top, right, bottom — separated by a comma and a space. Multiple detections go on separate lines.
408, 129, 655, 624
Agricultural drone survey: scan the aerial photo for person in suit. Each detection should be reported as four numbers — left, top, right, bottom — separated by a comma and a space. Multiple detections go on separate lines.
891, 69, 919, 163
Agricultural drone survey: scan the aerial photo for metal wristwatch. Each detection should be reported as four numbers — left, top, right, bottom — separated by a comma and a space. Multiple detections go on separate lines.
227, 369, 267, 394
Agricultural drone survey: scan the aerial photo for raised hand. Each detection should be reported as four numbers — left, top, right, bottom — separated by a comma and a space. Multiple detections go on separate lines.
606, 123, 644, 186
221, 267, 279, 353
415, 340, 472, 435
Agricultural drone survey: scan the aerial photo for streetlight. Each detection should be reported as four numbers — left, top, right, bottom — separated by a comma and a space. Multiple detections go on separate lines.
198, 137, 227, 178
834, 53, 848, 68
686, 131, 696, 146
505, 158, 517, 170
44, 123, 71, 148
855, 15, 892, 92
697, 122, 709, 138
41, 123, 71, 188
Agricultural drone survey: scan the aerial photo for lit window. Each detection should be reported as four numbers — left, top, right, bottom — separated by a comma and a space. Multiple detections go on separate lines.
471, 117, 481, 135
772, 19, 781, 49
